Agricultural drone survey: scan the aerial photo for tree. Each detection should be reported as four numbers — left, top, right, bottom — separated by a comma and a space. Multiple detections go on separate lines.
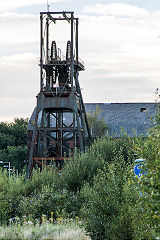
87, 106, 109, 138
0, 118, 28, 172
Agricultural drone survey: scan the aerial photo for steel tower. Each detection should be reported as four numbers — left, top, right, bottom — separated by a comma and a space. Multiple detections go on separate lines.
27, 11, 91, 177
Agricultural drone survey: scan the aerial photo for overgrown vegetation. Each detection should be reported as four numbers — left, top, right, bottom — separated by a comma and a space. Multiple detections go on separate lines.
0, 118, 28, 172
0, 220, 90, 240
0, 111, 159, 239
129, 110, 160, 239
0, 137, 131, 224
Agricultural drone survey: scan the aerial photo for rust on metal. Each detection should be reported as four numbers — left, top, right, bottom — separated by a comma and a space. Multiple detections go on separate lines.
27, 11, 91, 177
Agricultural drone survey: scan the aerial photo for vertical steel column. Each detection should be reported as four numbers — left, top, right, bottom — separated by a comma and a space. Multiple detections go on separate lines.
46, 15, 50, 87
46, 15, 49, 64
27, 111, 39, 178
75, 75, 92, 142
43, 110, 47, 158
37, 130, 41, 157
70, 13, 74, 91
76, 18, 78, 63
76, 110, 84, 152
61, 111, 63, 156
40, 14, 43, 91
73, 112, 76, 149
57, 110, 62, 157
56, 111, 58, 156
47, 111, 50, 153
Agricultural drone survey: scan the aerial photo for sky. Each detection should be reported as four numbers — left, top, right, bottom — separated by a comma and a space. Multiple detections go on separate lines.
1, 0, 160, 121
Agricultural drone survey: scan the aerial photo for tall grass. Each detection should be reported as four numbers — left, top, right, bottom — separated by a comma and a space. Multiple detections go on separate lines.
0, 221, 91, 240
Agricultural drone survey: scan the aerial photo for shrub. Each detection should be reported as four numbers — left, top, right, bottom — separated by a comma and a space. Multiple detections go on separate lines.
23, 167, 57, 196
60, 137, 133, 193
18, 187, 82, 221
80, 150, 137, 240
130, 111, 160, 239
0, 169, 26, 224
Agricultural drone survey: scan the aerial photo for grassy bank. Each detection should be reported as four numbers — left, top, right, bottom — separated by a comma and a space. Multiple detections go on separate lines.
0, 221, 90, 240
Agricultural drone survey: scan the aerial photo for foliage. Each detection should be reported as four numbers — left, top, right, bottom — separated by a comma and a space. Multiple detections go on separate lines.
130, 110, 160, 239
0, 118, 28, 172
0, 136, 133, 225
23, 168, 56, 196
87, 106, 109, 138
80, 151, 137, 240
18, 187, 81, 221
59, 137, 132, 193
0, 167, 82, 224
0, 169, 26, 224
0, 118, 28, 147
0, 221, 90, 240
79, 111, 160, 240
0, 111, 159, 240
0, 133, 16, 150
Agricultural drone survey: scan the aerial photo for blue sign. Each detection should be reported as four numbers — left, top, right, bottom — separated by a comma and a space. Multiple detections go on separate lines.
134, 159, 148, 178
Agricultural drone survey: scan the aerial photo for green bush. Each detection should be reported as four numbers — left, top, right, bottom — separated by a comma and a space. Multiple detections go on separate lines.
23, 167, 56, 196
0, 169, 26, 224
0, 166, 83, 224
14, 137, 134, 223
80, 152, 137, 240
130, 111, 160, 239
80, 121, 159, 240
0, 135, 133, 225
18, 185, 56, 220
19, 187, 82, 221
0, 167, 58, 224
60, 137, 132, 193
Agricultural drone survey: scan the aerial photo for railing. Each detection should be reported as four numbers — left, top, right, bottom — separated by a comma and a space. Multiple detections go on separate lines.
78, 57, 85, 69
41, 53, 85, 69
78, 57, 84, 67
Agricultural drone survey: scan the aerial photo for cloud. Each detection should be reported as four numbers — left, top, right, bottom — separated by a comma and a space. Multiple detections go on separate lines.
0, 53, 39, 120
77, 5, 160, 103
0, 12, 39, 48
0, 0, 70, 12
82, 3, 150, 19
0, 96, 34, 122
1, 3, 160, 120
0, 12, 73, 56
0, 53, 39, 92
